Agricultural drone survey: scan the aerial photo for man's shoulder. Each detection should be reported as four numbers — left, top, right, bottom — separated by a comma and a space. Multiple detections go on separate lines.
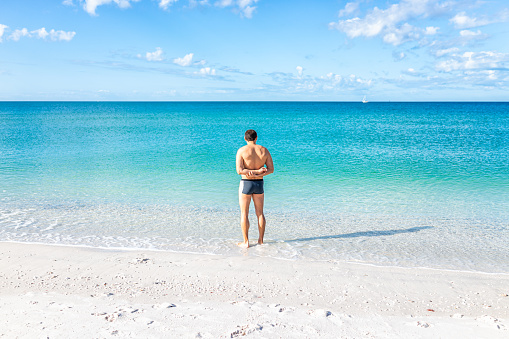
237, 145, 249, 154
257, 145, 270, 153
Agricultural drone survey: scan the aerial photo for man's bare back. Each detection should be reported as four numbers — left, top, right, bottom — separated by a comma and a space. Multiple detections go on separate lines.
236, 130, 274, 248
237, 144, 270, 179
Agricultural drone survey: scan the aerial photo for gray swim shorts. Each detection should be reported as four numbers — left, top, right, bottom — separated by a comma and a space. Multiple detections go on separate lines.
239, 179, 264, 195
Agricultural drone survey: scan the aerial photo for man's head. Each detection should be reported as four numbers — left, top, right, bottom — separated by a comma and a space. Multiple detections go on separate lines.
244, 129, 257, 142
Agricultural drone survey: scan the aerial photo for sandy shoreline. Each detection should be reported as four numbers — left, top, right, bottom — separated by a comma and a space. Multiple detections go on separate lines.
1, 242, 508, 338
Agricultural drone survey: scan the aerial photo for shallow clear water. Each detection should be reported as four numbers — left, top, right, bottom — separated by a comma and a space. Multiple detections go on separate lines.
1, 102, 508, 272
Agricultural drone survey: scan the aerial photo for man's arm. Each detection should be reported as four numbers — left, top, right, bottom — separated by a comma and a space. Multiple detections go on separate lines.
261, 149, 274, 176
236, 149, 247, 175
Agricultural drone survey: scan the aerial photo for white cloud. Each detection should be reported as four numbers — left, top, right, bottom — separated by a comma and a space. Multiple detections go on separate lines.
425, 26, 439, 35
9, 27, 76, 42
269, 70, 372, 92
32, 28, 50, 39
400, 67, 427, 78
456, 28, 488, 45
484, 70, 497, 81
216, 0, 233, 5
435, 47, 459, 57
450, 9, 509, 29
9, 28, 30, 41
51, 30, 76, 41
76, 0, 258, 17
435, 59, 459, 72
338, 2, 360, 18
0, 24, 8, 43
62, 0, 74, 5
196, 67, 216, 76
459, 29, 482, 37
431, 26, 489, 56
188, 0, 210, 7
242, 5, 256, 18
318, 73, 372, 90
393, 51, 407, 61
82, 0, 140, 16
461, 68, 509, 88
159, 0, 178, 10
173, 53, 194, 66
330, 0, 450, 45
436, 51, 508, 72
215, 0, 258, 18
450, 12, 489, 29
296, 66, 303, 77
382, 23, 420, 46
145, 47, 164, 61
331, 0, 435, 38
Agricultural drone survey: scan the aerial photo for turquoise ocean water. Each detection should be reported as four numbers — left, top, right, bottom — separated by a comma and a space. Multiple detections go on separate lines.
1, 102, 508, 272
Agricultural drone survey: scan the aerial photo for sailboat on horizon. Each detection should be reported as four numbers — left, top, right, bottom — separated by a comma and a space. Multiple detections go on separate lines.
362, 95, 368, 103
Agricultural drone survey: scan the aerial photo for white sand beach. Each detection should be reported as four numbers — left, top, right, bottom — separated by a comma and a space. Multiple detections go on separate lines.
0, 241, 508, 338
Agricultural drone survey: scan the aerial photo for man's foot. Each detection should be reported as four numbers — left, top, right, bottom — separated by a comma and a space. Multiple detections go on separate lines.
258, 239, 264, 245
237, 241, 249, 248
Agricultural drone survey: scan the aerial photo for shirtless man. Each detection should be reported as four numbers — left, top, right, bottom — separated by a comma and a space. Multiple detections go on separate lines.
236, 129, 274, 248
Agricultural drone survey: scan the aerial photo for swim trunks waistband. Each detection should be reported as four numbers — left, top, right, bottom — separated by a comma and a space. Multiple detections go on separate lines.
241, 179, 263, 182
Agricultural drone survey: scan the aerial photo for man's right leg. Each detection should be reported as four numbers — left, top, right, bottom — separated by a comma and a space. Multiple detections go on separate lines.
238, 192, 252, 248
252, 193, 266, 245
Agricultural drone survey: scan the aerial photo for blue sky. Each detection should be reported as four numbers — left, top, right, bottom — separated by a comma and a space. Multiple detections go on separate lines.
1, 0, 508, 101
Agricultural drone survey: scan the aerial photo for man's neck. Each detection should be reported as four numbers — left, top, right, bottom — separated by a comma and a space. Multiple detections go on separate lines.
247, 141, 256, 145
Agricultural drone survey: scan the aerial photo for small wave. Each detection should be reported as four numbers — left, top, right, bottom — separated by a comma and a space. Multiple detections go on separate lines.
0, 201, 508, 273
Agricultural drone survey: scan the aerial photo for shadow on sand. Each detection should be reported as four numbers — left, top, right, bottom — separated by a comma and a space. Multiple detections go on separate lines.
283, 226, 433, 243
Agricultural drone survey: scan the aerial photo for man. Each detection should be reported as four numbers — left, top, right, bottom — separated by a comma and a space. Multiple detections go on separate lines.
236, 129, 274, 248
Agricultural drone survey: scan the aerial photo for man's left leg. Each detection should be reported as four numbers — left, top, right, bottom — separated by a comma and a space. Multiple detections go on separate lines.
238, 192, 252, 248
252, 193, 265, 245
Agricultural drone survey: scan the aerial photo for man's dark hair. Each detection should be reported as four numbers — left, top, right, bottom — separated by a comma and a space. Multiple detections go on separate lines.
244, 129, 257, 141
